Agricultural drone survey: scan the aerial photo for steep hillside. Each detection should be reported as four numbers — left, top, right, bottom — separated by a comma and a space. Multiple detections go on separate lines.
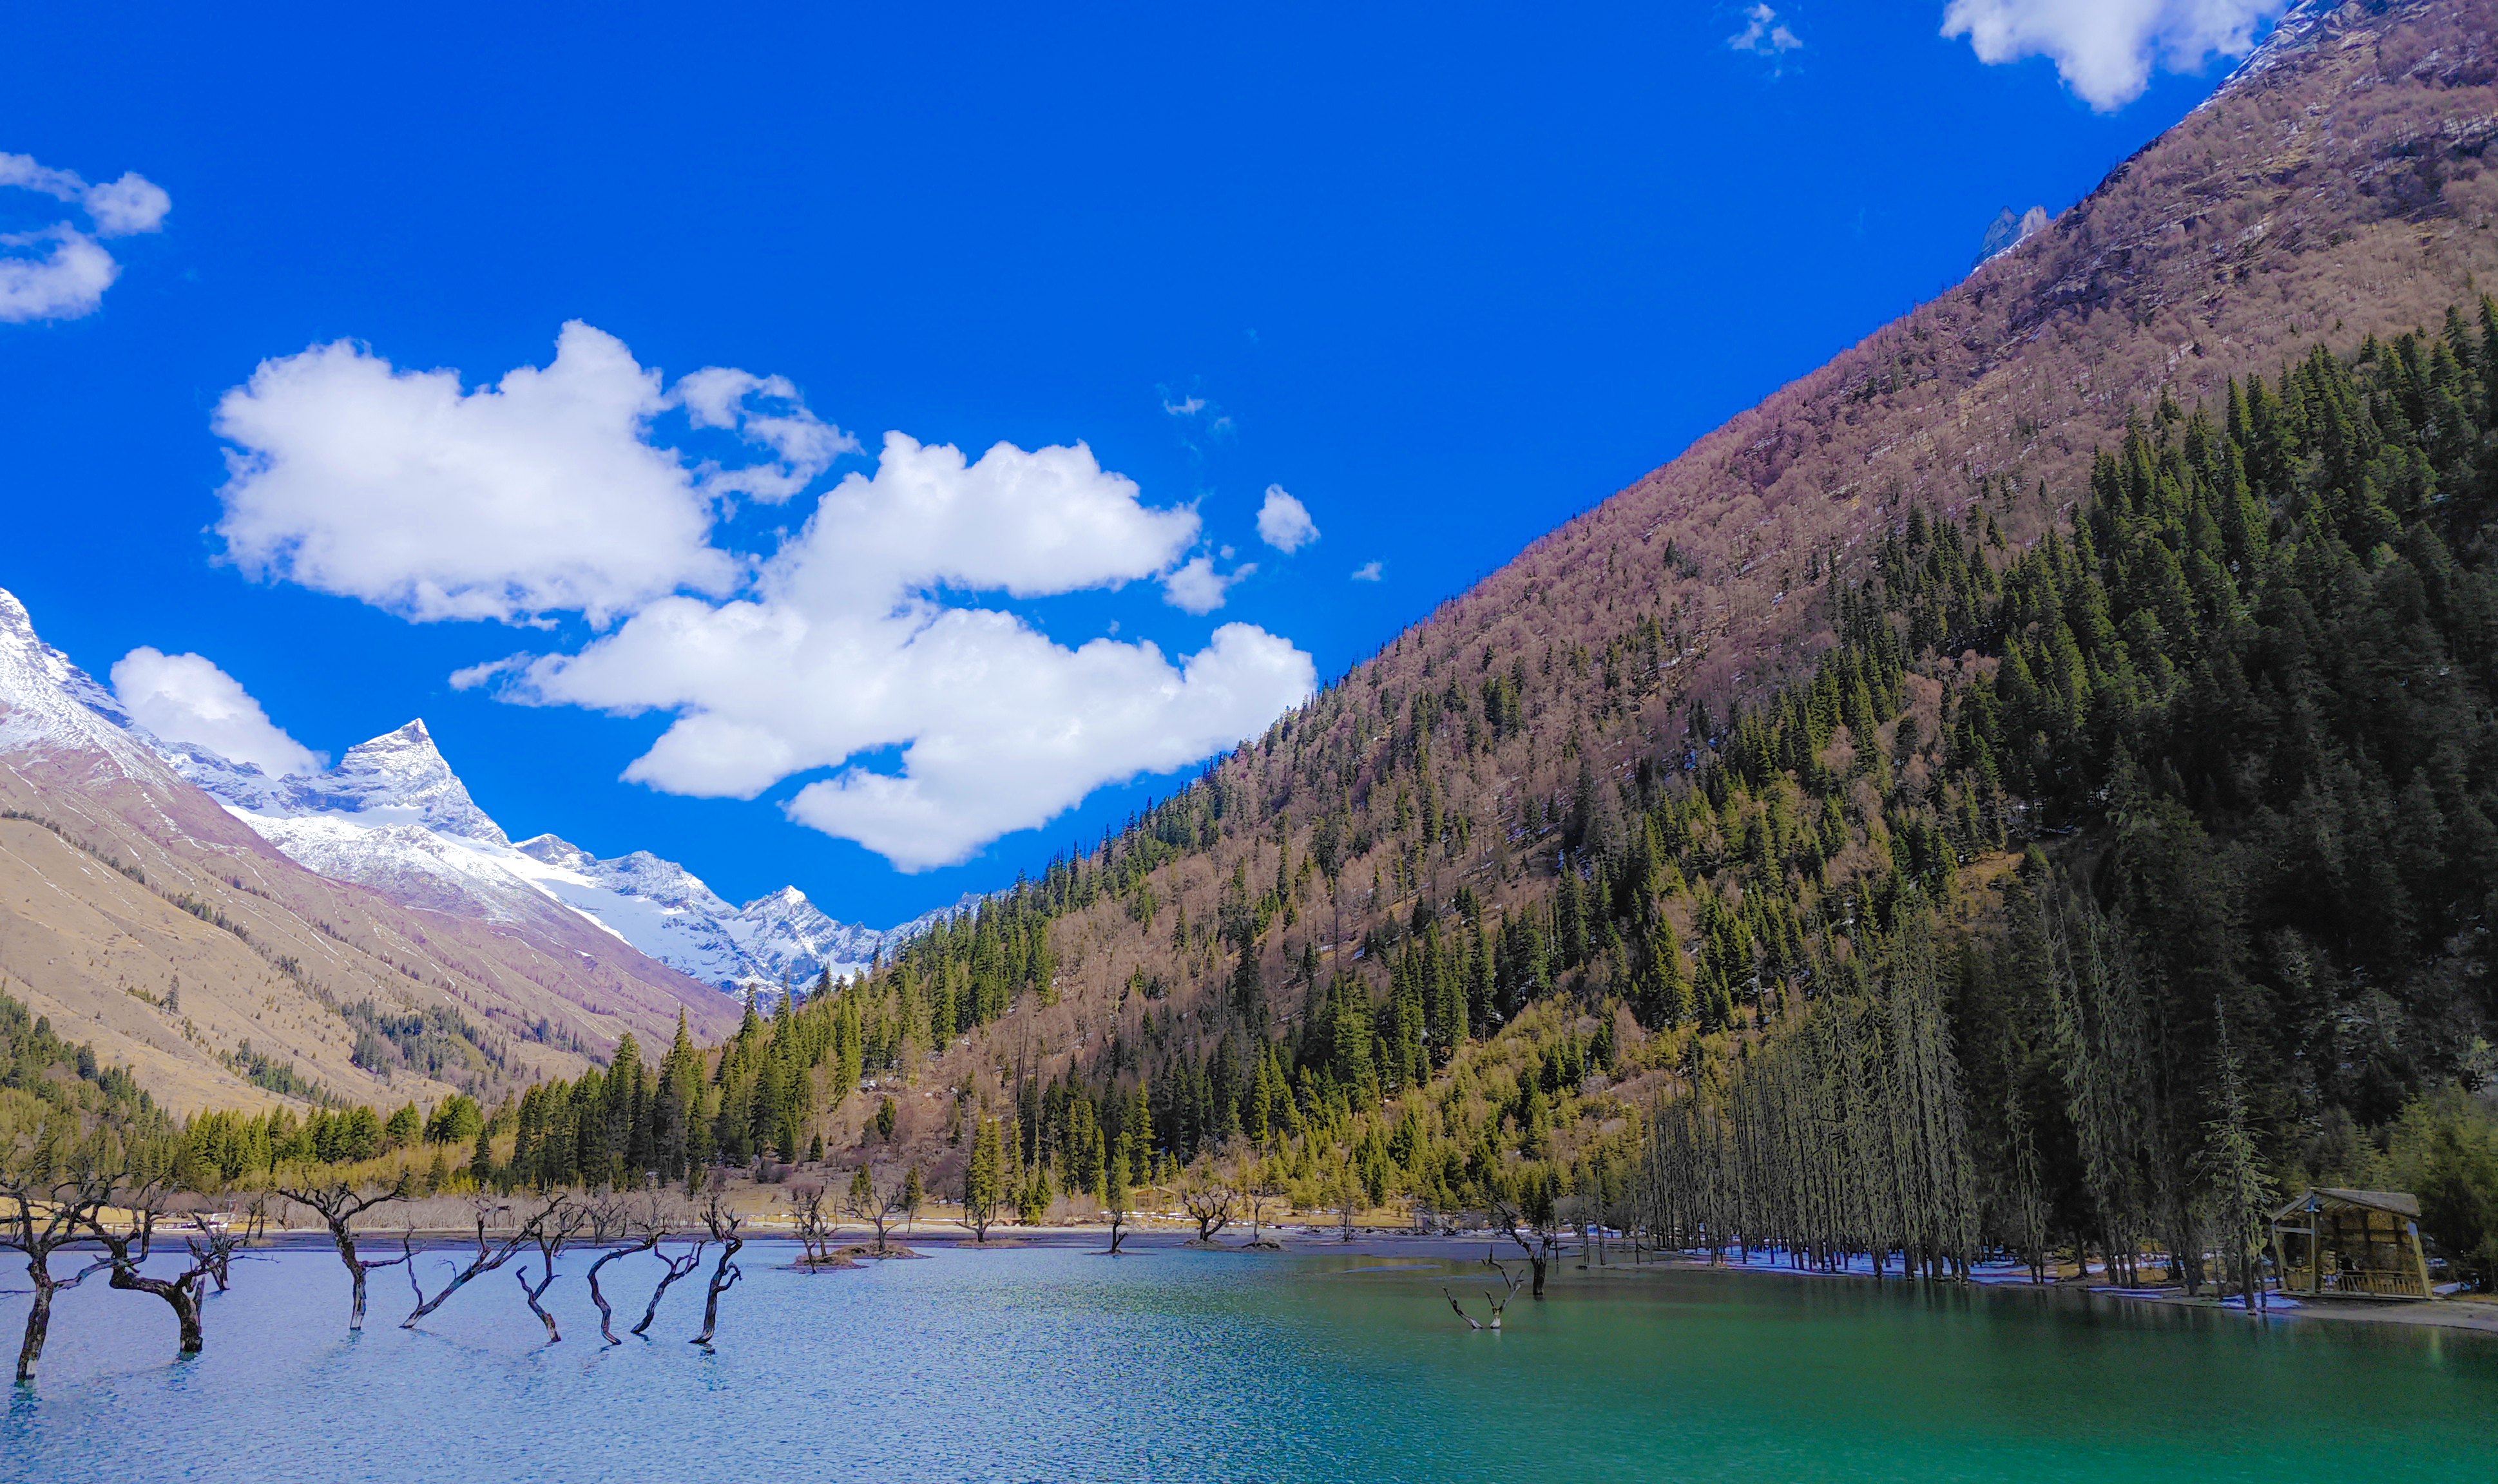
769, 0, 2498, 1191
0, 592, 744, 1114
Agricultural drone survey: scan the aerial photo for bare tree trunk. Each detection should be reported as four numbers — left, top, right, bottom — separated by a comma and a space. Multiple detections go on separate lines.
587, 1237, 658, 1346
633, 1242, 704, 1337
7, 1167, 119, 1382
108, 1262, 207, 1354
516, 1264, 562, 1343
15, 1260, 73, 1384
89, 1201, 219, 1356
692, 1239, 743, 1346
1483, 1250, 1524, 1329
17, 1266, 54, 1384
277, 1181, 408, 1331
402, 1200, 557, 1329
691, 1197, 744, 1346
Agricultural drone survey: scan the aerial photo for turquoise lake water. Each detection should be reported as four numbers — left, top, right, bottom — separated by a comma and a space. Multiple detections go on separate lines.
4, 1240, 2492, 1483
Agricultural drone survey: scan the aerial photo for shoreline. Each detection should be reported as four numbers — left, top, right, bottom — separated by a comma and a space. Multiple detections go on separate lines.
64, 1219, 2498, 1337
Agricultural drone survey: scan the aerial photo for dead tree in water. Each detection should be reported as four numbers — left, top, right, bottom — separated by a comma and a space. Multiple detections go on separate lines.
513, 1199, 591, 1344
691, 1195, 744, 1346
787, 1179, 837, 1265
586, 1195, 672, 1346
187, 1216, 238, 1292
1439, 1288, 1483, 1330
1182, 1177, 1236, 1244
401, 1197, 559, 1329
1239, 1158, 1283, 1244
1, 1112, 126, 1384
276, 1177, 411, 1329
1492, 1189, 1558, 1298
1481, 1250, 1526, 1329
88, 1190, 227, 1357
633, 1239, 706, 1338
843, 1165, 913, 1255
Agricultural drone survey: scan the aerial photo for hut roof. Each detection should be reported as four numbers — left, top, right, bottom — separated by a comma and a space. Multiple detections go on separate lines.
2272, 1187, 2421, 1221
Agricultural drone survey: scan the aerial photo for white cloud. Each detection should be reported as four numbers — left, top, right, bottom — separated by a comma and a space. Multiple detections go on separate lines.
209, 321, 857, 625
1160, 555, 1255, 614
1729, 4, 1803, 57
110, 647, 325, 777
448, 654, 528, 691
776, 620, 1308, 870
1942, 0, 2283, 111
673, 366, 856, 502
1162, 394, 1206, 416
506, 600, 1311, 872
783, 432, 1198, 610
498, 426, 1302, 868
1255, 484, 1320, 553
229, 321, 1316, 868
0, 151, 169, 323
81, 173, 171, 237
0, 225, 117, 322
0, 155, 171, 236
1350, 560, 1384, 582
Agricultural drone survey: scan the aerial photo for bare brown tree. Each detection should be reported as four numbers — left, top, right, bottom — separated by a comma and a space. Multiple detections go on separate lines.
1481, 1249, 1525, 1329
787, 1179, 838, 1266
1, 1107, 126, 1383
1239, 1158, 1284, 1246
400, 1196, 559, 1329
1439, 1287, 1483, 1330
186, 1215, 238, 1293
87, 1184, 225, 1356
631, 1239, 705, 1338
275, 1175, 412, 1329
1181, 1177, 1236, 1244
842, 1165, 912, 1255
691, 1193, 744, 1346
1491, 1194, 1558, 1298
586, 1224, 663, 1346
512, 1199, 592, 1344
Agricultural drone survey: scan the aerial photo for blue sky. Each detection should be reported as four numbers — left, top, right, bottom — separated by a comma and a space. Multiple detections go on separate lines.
1, 1, 2280, 926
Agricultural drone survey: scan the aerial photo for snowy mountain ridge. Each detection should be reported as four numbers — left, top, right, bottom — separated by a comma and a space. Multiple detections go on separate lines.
0, 587, 947, 996
163, 725, 946, 994
0, 589, 170, 781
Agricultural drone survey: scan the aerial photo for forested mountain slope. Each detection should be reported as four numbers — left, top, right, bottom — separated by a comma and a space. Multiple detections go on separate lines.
702, 0, 2498, 1226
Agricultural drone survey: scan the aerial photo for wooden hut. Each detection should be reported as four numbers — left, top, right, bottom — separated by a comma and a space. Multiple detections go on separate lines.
2269, 1188, 2434, 1300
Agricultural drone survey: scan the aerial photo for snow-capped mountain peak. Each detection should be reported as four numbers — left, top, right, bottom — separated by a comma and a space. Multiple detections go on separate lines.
166, 721, 927, 994
2, 584, 947, 996
513, 833, 897, 991
0, 587, 162, 774
289, 719, 510, 844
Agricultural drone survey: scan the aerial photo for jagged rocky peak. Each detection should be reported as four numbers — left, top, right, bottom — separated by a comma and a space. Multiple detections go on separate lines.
515, 832, 597, 871
1975, 204, 2050, 266
289, 719, 510, 844
0, 585, 156, 766
0, 587, 34, 642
